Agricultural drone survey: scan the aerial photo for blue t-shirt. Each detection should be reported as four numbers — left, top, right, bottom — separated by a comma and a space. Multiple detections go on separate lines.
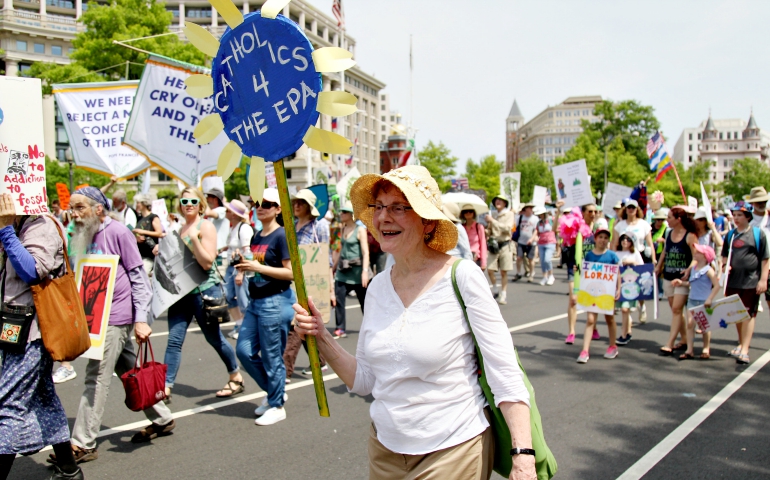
714, 215, 726, 232
584, 249, 620, 265
249, 227, 291, 299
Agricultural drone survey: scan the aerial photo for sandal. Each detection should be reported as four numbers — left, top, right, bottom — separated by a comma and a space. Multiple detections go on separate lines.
699, 352, 711, 360
678, 353, 694, 360
736, 353, 750, 365
659, 347, 673, 356
728, 346, 741, 357
673, 343, 687, 351
216, 380, 245, 398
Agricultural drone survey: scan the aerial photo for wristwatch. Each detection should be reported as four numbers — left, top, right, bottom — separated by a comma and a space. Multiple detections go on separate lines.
511, 448, 536, 456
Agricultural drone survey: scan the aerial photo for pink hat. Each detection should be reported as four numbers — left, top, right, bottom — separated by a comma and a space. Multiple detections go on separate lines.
693, 243, 715, 264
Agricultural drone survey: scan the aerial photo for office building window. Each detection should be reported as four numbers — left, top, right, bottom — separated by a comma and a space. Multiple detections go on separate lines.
548, 112, 553, 118
381, 104, 385, 111
688, 144, 692, 151
688, 133, 692, 140
17, 41, 27, 52
723, 159, 728, 167
583, 109, 590, 116
556, 111, 563, 117
186, 7, 212, 17
727, 132, 731, 139
52, 45, 62, 56
564, 110, 571, 117
56, 127, 68, 143
698, 133, 702, 140
688, 155, 692, 162
734, 132, 738, 138
719, 132, 723, 139
170, 8, 179, 16
34, 43, 45, 54
68, 48, 74, 56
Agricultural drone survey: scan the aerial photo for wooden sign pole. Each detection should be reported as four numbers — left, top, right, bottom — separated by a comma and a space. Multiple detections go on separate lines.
274, 159, 330, 417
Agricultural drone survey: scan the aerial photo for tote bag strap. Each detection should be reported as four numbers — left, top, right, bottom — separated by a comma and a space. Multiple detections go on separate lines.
45, 215, 73, 277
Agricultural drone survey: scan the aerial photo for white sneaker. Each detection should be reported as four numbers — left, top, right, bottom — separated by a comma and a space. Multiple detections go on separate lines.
255, 406, 286, 426
255, 393, 288, 416
301, 365, 329, 375
497, 291, 507, 305
539, 277, 548, 286
52, 366, 77, 384
546, 275, 555, 286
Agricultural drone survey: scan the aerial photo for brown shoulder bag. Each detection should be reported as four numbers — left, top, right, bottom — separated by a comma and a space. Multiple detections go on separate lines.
31, 216, 90, 361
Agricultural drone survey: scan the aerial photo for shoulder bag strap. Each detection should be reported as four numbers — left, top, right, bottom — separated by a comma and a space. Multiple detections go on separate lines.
45, 215, 73, 277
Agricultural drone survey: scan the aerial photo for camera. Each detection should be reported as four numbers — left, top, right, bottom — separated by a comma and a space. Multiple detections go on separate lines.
232, 252, 243, 265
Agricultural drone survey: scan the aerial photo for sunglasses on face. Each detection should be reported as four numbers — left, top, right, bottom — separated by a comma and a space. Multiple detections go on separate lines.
626, 205, 637, 210
257, 201, 279, 209
180, 198, 200, 206
585, 209, 597, 214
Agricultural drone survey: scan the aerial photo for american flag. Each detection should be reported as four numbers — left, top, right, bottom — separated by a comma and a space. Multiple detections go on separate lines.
332, 0, 344, 28
646, 131, 663, 158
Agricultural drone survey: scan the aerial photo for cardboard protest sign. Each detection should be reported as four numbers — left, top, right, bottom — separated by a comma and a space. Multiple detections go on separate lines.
532, 185, 548, 209
688, 196, 698, 211
151, 198, 169, 231
499, 173, 521, 210
602, 182, 633, 218
75, 255, 119, 360
298, 243, 331, 323
152, 229, 208, 317
700, 182, 712, 222
577, 260, 619, 314
53, 81, 148, 178
56, 183, 71, 210
552, 159, 592, 208
619, 264, 656, 302
689, 294, 750, 332
721, 195, 734, 211
124, 56, 228, 186
0, 77, 49, 215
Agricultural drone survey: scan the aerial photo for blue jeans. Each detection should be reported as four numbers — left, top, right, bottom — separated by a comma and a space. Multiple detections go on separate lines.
164, 284, 240, 388
224, 264, 250, 313
538, 243, 555, 273
237, 289, 296, 407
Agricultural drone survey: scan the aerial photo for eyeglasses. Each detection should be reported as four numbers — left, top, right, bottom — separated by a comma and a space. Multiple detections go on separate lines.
180, 198, 200, 206
257, 201, 279, 209
71, 205, 93, 213
369, 203, 414, 216
585, 209, 597, 214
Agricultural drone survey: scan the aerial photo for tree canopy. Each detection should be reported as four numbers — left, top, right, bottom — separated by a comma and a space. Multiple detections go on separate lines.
465, 154, 502, 201
418, 141, 457, 192
513, 155, 553, 203
45, 157, 111, 202
719, 157, 770, 199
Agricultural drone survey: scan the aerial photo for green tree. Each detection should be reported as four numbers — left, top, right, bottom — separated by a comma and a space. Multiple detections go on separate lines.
514, 155, 554, 202
45, 157, 111, 201
583, 100, 661, 169
225, 158, 250, 201
29, 0, 205, 91
465, 154, 502, 201
719, 157, 770, 199
418, 141, 457, 192
157, 187, 180, 213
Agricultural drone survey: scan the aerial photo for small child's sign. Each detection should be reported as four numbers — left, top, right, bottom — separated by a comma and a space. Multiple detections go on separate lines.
0, 77, 49, 216
578, 261, 619, 314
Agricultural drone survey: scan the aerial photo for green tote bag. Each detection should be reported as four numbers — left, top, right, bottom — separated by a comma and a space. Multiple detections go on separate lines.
451, 260, 557, 480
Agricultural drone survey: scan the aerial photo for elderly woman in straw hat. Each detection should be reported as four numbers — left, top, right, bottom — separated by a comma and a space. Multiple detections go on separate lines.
294, 166, 535, 480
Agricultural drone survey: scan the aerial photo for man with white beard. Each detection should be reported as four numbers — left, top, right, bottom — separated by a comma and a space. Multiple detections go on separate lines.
49, 187, 175, 466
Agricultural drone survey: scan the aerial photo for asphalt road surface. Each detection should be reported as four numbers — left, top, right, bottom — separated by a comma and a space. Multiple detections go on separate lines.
9, 265, 770, 480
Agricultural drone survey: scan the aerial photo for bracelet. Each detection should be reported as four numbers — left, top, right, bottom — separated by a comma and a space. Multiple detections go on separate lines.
511, 448, 536, 456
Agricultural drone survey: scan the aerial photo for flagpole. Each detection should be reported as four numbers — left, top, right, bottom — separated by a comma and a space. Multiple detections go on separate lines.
337, 16, 346, 182
670, 161, 687, 203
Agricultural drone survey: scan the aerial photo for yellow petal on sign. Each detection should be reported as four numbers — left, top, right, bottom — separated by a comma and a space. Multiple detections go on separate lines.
193, 113, 224, 145
312, 47, 356, 73
208, 0, 243, 29
249, 156, 266, 203
261, 0, 291, 18
217, 141, 242, 180
317, 91, 358, 117
303, 126, 353, 155
185, 74, 214, 99
183, 22, 220, 57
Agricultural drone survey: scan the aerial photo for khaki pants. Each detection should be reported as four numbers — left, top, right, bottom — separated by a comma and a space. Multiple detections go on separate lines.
368, 422, 494, 480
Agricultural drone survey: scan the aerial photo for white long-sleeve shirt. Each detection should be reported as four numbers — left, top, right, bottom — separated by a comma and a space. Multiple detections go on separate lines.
349, 260, 529, 455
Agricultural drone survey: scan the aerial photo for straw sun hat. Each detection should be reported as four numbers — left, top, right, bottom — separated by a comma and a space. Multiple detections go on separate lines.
350, 165, 458, 253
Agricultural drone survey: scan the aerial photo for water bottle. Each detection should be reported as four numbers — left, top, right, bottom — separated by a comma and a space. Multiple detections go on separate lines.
243, 250, 255, 278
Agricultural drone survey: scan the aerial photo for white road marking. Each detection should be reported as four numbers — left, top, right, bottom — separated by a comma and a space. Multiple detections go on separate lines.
616, 348, 770, 480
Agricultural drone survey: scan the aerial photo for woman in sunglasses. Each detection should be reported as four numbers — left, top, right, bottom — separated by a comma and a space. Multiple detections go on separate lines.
163, 187, 243, 402
234, 188, 296, 426
611, 199, 656, 324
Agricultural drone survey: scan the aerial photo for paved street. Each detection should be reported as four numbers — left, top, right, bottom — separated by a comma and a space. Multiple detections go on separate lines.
10, 265, 770, 480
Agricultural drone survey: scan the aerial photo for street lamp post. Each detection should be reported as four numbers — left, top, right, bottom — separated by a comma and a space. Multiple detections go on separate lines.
65, 147, 74, 192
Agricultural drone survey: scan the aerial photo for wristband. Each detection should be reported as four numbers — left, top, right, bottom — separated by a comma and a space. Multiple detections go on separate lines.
511, 448, 536, 456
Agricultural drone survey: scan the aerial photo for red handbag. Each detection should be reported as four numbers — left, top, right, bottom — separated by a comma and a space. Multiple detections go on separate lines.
120, 339, 167, 412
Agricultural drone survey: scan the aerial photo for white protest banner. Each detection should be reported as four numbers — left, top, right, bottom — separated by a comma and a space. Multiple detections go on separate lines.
499, 173, 521, 210
532, 185, 548, 209
299, 243, 331, 323
75, 255, 119, 360
700, 182, 712, 222
577, 260, 619, 315
689, 294, 750, 332
53, 81, 148, 178
152, 230, 208, 317
336, 166, 361, 207
151, 198, 169, 231
552, 159, 592, 208
0, 77, 49, 215
124, 55, 228, 187
688, 196, 698, 211
602, 182, 633, 218
721, 195, 734, 211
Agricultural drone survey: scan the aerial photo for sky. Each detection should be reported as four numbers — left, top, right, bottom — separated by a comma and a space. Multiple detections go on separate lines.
315, 0, 770, 171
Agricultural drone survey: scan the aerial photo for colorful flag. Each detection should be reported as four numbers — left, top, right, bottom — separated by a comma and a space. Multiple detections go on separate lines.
655, 157, 673, 182
331, 117, 338, 130
647, 131, 663, 158
332, 0, 344, 28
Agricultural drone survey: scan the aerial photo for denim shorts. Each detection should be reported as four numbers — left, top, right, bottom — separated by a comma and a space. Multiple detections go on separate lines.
687, 298, 705, 309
